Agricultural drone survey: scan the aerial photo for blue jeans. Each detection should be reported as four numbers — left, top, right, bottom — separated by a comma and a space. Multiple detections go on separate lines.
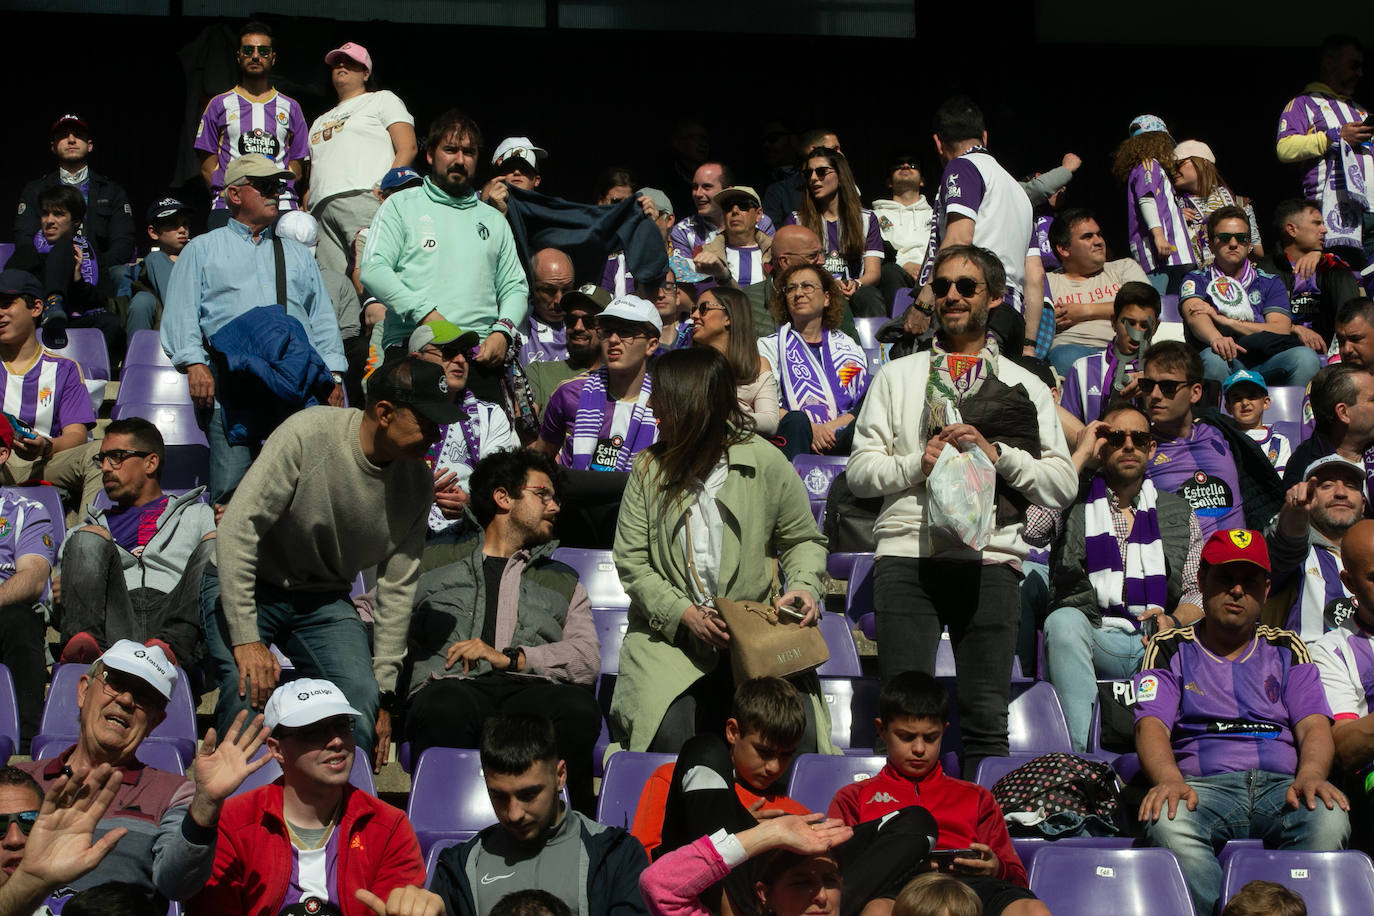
200, 563, 379, 754
1047, 343, 1100, 378
1042, 608, 1144, 752
1199, 344, 1323, 387
1145, 769, 1349, 916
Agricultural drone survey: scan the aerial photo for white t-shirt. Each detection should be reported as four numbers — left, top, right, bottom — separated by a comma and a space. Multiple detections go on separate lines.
308, 90, 414, 203
934, 150, 1034, 301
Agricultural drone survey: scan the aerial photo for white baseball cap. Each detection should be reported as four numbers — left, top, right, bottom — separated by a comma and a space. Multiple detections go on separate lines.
265, 678, 362, 730
599, 295, 663, 333
491, 136, 547, 171
99, 640, 177, 701
275, 209, 319, 249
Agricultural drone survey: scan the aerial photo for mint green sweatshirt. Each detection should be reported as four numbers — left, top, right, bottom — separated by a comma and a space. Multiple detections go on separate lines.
358, 177, 529, 339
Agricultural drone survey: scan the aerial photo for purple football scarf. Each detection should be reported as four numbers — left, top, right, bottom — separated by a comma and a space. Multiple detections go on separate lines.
33, 232, 98, 288
1083, 476, 1168, 623
569, 367, 654, 471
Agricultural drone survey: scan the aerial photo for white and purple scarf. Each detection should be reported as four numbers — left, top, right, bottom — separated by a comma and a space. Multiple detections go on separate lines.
1083, 476, 1168, 623
772, 324, 868, 423
33, 231, 98, 288
1310, 94, 1372, 251
569, 367, 655, 472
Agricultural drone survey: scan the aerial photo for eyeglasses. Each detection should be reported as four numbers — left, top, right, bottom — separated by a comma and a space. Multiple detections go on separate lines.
245, 177, 283, 196
279, 716, 356, 745
783, 281, 820, 297
521, 486, 561, 505
97, 669, 165, 711
802, 167, 834, 179
654, 282, 679, 295
931, 277, 986, 298
1097, 428, 1155, 450
0, 811, 38, 836
690, 302, 725, 316
1136, 377, 1191, 397
91, 449, 153, 469
240, 44, 274, 57
1213, 232, 1250, 246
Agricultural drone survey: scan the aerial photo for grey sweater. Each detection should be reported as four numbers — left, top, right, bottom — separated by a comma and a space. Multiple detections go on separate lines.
216, 407, 431, 691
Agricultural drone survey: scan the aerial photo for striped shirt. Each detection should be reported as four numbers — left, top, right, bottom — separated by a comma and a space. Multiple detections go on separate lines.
194, 88, 309, 211
1126, 160, 1195, 272
1310, 618, 1374, 721
1, 349, 95, 438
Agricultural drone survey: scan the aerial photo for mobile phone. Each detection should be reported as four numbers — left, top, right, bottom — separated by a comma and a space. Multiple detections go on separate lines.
1140, 614, 1159, 639
779, 598, 807, 623
930, 849, 975, 872
4, 414, 35, 440
1364, 113, 1374, 128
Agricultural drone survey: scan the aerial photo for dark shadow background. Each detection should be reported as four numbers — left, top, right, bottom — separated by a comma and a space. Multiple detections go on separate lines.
0, 8, 1361, 270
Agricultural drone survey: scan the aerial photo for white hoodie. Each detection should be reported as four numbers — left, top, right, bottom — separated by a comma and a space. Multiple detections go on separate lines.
872, 196, 934, 269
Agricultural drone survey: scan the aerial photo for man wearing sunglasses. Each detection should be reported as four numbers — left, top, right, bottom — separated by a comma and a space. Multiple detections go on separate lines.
19, 640, 270, 906
692, 186, 772, 292
403, 449, 601, 814
195, 21, 308, 230
1041, 404, 1204, 752
408, 321, 517, 538
1180, 206, 1322, 386
0, 768, 42, 883
669, 163, 776, 263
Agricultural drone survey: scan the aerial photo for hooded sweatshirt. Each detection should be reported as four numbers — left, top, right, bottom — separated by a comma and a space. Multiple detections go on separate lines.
872, 196, 934, 268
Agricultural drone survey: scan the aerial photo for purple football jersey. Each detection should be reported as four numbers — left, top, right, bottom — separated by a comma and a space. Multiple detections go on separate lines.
0, 490, 56, 580
194, 89, 309, 211
1146, 422, 1244, 537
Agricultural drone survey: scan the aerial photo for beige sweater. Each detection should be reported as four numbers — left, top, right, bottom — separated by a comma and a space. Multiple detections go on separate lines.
216, 407, 431, 691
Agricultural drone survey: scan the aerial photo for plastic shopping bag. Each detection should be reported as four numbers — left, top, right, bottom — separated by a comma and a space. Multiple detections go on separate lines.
926, 441, 997, 550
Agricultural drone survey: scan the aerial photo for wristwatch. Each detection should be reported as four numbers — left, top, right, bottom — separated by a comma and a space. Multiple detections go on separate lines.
377, 690, 398, 714
502, 647, 522, 671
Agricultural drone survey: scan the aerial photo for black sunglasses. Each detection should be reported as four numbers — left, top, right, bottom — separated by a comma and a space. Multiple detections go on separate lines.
241, 44, 273, 57
931, 277, 985, 298
1097, 428, 1155, 450
802, 166, 834, 179
0, 811, 38, 836
1213, 231, 1250, 246
1137, 377, 1191, 397
246, 177, 283, 196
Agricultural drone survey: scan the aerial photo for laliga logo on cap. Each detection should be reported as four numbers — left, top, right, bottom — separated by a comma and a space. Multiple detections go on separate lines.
297, 692, 311, 701
1229, 530, 1252, 548
135, 649, 146, 658
298, 689, 333, 701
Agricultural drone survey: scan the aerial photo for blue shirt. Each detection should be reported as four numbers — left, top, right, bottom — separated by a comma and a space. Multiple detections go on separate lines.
159, 219, 346, 372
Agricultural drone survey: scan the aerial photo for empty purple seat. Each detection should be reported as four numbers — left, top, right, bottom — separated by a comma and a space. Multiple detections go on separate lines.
114, 366, 192, 409
1007, 682, 1073, 755
37, 663, 198, 765
890, 287, 915, 320
30, 734, 186, 775
551, 547, 629, 611
852, 317, 885, 351
124, 329, 174, 369
1012, 835, 1137, 872
1220, 849, 1374, 914
816, 614, 862, 678
593, 608, 629, 676
596, 750, 676, 830
406, 747, 496, 857
819, 676, 880, 752
0, 666, 18, 763
42, 328, 111, 381
424, 838, 461, 889
1161, 294, 1182, 324
1265, 386, 1305, 424
0, 243, 12, 269
234, 744, 376, 796
826, 552, 872, 582
793, 455, 848, 502
1029, 846, 1195, 916
786, 752, 885, 814
844, 554, 876, 638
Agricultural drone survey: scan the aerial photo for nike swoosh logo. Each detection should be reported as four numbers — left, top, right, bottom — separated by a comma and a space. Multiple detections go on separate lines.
480, 873, 515, 885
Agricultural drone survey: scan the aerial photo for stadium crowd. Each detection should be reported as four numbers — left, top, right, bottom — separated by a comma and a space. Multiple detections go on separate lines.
1, 19, 1373, 916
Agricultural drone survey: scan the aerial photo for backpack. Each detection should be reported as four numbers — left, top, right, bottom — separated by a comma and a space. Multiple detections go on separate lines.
990, 752, 1123, 838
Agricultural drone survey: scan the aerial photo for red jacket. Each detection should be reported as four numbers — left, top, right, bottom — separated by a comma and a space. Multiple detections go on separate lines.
189, 782, 426, 916
827, 762, 1027, 886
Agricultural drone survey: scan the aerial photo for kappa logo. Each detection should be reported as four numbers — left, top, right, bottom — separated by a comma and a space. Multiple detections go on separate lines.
868, 791, 900, 804
480, 872, 515, 885
350, 835, 364, 850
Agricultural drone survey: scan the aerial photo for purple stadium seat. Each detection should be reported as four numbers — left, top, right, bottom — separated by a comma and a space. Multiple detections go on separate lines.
596, 750, 676, 830
844, 554, 876, 638
0, 243, 12, 269
406, 747, 495, 856
891, 287, 915, 320
124, 329, 174, 369
1007, 682, 1073, 755
42, 327, 111, 381
1265, 385, 1305, 424
1029, 846, 1196, 916
551, 547, 629, 610
593, 608, 628, 676
1160, 294, 1182, 324
793, 455, 848, 502
786, 752, 885, 813
826, 551, 871, 582
971, 755, 1032, 790
0, 666, 18, 763
424, 838, 461, 889
1011, 835, 1137, 872
819, 676, 880, 752
1220, 849, 1374, 914
816, 614, 862, 678
37, 663, 198, 765
113, 365, 192, 409
811, 500, 825, 527
234, 744, 376, 796
852, 317, 884, 351
14, 484, 65, 552
30, 734, 187, 775
107, 404, 210, 490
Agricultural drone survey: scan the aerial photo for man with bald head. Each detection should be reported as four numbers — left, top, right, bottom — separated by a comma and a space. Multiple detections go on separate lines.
1311, 516, 1374, 851
669, 162, 776, 261
520, 248, 576, 367
1267, 455, 1367, 641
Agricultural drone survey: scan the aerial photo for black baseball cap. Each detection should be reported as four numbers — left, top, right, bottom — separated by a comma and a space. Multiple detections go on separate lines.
0, 271, 42, 300
368, 355, 464, 424
147, 197, 191, 224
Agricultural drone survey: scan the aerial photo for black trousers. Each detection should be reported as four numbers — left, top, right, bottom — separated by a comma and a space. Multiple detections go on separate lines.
405, 673, 603, 816
0, 602, 47, 749
659, 733, 937, 916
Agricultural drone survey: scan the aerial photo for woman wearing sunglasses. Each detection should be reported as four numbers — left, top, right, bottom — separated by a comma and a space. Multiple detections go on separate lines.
785, 148, 887, 317
757, 264, 870, 456
690, 287, 780, 435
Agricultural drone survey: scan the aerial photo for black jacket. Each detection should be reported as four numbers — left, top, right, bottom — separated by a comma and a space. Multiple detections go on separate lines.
14, 170, 134, 276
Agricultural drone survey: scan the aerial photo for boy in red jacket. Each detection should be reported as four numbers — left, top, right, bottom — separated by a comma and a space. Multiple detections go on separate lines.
828, 672, 1050, 916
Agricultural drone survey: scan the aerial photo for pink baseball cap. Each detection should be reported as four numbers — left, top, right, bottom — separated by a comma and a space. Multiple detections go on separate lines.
325, 42, 371, 71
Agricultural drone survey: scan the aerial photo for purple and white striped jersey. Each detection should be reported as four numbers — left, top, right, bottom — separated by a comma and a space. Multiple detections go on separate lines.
668, 213, 776, 260
1, 350, 95, 438
1278, 89, 1373, 203
600, 252, 633, 297
1061, 347, 1139, 424
1310, 618, 1374, 722
1134, 625, 1331, 777
1126, 160, 1195, 272
194, 89, 309, 211
724, 245, 765, 287
783, 210, 884, 282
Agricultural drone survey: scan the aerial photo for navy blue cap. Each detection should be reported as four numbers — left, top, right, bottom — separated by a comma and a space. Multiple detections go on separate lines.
146, 197, 191, 224
380, 167, 423, 193
0, 271, 42, 299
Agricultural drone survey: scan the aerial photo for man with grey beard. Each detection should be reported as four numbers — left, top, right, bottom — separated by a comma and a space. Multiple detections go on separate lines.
1266, 454, 1369, 640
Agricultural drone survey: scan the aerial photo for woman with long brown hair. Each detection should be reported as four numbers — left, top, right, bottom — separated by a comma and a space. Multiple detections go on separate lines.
1171, 139, 1264, 265
690, 286, 780, 435
787, 147, 887, 316
610, 347, 830, 754
1111, 115, 1197, 293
